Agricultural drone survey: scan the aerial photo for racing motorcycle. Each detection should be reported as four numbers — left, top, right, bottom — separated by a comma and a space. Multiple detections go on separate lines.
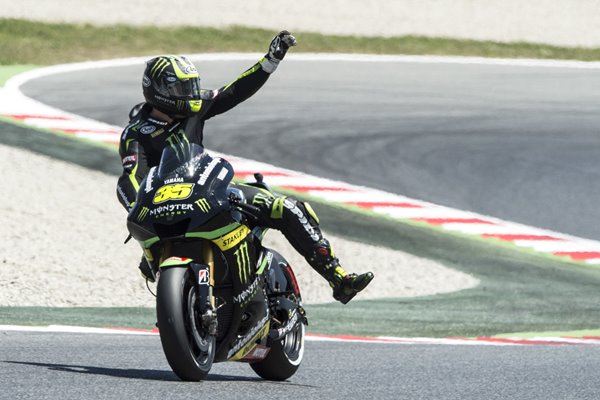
126, 142, 307, 381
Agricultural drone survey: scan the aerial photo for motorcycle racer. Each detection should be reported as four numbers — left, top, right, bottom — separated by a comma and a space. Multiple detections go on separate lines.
116, 31, 374, 304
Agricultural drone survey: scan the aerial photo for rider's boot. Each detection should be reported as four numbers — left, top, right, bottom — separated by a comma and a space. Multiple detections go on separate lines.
309, 239, 374, 304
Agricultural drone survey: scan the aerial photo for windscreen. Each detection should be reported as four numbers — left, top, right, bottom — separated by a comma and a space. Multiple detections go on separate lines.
157, 141, 205, 180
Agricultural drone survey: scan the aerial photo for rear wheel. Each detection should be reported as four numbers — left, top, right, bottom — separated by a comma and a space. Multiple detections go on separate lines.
156, 267, 215, 381
250, 321, 305, 381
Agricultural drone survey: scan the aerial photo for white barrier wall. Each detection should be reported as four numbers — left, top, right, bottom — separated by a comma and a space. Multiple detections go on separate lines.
0, 0, 598, 47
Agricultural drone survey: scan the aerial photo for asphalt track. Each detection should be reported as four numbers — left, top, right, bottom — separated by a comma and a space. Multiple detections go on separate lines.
20, 56, 600, 241
10, 56, 600, 398
3, 332, 600, 400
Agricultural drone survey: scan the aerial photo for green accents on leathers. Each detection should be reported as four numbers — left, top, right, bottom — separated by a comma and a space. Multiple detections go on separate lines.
223, 62, 262, 91
189, 100, 202, 112
128, 162, 140, 191
271, 196, 287, 219
303, 201, 320, 224
165, 130, 191, 161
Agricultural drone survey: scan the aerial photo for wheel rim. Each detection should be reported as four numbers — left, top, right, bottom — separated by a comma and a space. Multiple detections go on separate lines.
281, 322, 305, 366
184, 276, 214, 367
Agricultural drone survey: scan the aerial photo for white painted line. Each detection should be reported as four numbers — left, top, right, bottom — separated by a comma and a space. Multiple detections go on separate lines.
74, 132, 121, 142
0, 325, 156, 335
4, 325, 600, 346
515, 241, 600, 253
441, 223, 549, 235
375, 207, 484, 219
18, 118, 117, 131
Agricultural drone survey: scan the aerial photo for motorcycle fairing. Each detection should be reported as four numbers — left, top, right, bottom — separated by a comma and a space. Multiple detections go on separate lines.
127, 143, 235, 242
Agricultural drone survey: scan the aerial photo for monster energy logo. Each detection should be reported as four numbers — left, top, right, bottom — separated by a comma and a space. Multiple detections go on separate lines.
234, 242, 251, 284
150, 57, 170, 78
195, 198, 211, 212
166, 132, 190, 162
137, 207, 150, 222
252, 192, 273, 207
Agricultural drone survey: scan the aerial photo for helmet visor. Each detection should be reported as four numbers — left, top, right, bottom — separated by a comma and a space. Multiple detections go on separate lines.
167, 78, 201, 99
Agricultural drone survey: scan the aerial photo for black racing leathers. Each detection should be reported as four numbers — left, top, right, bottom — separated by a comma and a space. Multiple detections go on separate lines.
117, 59, 270, 210
116, 57, 345, 287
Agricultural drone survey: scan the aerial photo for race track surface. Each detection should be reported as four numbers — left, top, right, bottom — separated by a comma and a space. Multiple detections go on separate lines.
13, 56, 600, 399
21, 57, 600, 241
3, 332, 600, 400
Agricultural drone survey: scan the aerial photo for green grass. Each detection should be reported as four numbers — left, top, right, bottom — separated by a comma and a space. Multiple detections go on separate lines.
2, 18, 600, 65
0, 64, 38, 85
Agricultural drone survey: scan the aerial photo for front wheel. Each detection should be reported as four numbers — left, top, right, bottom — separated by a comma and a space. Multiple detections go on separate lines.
156, 267, 215, 381
250, 321, 305, 381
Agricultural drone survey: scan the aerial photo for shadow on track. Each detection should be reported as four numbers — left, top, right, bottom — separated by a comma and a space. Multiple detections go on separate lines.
3, 360, 263, 382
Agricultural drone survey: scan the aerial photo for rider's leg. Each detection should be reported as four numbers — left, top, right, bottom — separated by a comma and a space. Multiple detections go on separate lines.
233, 182, 374, 304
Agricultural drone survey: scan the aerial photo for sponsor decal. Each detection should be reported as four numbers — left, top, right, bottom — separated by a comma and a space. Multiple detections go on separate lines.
142, 75, 151, 87
150, 129, 165, 138
149, 203, 193, 217
155, 95, 176, 105
153, 183, 194, 204
195, 198, 211, 213
147, 118, 168, 126
197, 158, 221, 185
234, 242, 252, 284
217, 167, 228, 181
137, 207, 150, 222
233, 276, 259, 304
122, 154, 137, 165
240, 346, 270, 362
198, 269, 209, 285
117, 185, 131, 208
284, 199, 320, 241
166, 76, 177, 82
184, 65, 197, 74
144, 167, 156, 193
164, 177, 184, 184
214, 225, 251, 251
256, 251, 274, 275
252, 193, 273, 208
227, 314, 270, 360
272, 310, 299, 339
140, 125, 157, 135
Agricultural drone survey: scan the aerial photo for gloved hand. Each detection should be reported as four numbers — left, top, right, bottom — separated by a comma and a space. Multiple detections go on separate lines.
267, 30, 297, 61
261, 30, 297, 73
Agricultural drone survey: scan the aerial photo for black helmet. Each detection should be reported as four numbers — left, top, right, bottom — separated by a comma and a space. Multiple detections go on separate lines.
142, 55, 202, 118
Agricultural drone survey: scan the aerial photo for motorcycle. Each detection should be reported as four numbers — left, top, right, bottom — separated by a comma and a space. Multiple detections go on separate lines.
126, 141, 307, 381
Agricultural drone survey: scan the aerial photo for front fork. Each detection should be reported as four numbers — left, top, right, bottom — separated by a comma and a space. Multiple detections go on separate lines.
159, 241, 218, 336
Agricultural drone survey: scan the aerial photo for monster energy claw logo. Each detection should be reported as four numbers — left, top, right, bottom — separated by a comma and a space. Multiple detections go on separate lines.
166, 132, 190, 161
137, 207, 150, 222
195, 198, 211, 212
150, 57, 170, 78
234, 242, 251, 284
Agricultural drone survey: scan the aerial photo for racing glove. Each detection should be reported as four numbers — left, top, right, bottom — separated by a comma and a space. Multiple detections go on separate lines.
261, 30, 297, 73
